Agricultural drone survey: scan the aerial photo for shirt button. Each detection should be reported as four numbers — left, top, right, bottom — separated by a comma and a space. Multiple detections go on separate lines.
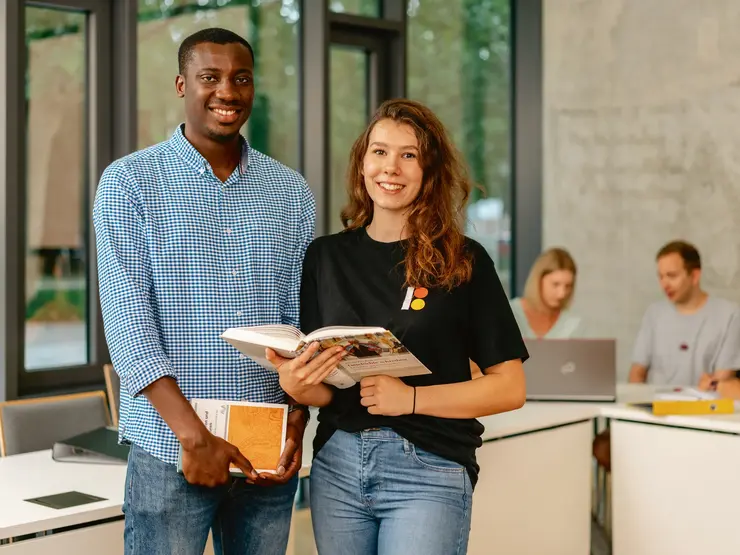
232, 269, 238, 276
236, 311, 242, 316
239, 354, 246, 359
225, 228, 232, 234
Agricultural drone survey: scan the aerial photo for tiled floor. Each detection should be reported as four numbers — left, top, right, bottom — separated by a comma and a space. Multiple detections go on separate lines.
288, 508, 317, 555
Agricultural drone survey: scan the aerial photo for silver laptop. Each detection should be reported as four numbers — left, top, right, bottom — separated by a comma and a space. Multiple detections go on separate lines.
524, 339, 616, 401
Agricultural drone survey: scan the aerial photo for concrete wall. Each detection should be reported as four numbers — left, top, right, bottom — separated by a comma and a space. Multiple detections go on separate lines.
543, 0, 740, 380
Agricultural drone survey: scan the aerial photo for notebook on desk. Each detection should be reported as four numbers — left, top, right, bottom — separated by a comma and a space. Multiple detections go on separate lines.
524, 339, 617, 401
52, 426, 129, 465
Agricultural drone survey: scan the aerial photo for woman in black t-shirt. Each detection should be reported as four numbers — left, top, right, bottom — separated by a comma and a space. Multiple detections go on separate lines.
266, 99, 528, 555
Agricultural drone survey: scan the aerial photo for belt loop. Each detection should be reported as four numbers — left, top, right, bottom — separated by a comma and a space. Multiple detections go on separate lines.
402, 438, 410, 454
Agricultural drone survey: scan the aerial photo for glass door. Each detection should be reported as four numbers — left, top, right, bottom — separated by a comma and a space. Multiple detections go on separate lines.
18, 0, 114, 395
328, 45, 371, 234
327, 29, 396, 233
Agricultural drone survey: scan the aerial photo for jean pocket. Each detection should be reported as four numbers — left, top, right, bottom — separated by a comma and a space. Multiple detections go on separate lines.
409, 444, 464, 474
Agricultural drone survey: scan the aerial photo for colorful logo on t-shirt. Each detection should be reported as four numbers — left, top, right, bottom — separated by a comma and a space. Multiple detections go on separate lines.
402, 286, 428, 310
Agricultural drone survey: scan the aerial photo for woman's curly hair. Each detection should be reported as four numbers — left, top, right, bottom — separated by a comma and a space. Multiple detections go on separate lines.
341, 98, 474, 290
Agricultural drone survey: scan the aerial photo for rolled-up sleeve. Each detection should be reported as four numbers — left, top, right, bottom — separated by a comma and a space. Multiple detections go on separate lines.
93, 164, 176, 397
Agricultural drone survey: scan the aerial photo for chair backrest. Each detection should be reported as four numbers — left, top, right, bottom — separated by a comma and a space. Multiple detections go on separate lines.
0, 391, 110, 457
103, 364, 120, 427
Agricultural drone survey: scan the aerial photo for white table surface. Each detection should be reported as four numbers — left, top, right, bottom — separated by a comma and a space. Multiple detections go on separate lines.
600, 383, 740, 434
0, 450, 126, 539
478, 402, 599, 440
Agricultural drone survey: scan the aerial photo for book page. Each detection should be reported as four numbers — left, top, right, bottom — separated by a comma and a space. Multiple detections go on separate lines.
338, 355, 431, 380
221, 327, 302, 357
241, 325, 305, 341
654, 387, 720, 401
309, 330, 432, 382
304, 326, 386, 343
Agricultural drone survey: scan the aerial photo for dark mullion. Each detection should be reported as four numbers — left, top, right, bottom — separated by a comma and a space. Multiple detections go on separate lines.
1, 0, 26, 401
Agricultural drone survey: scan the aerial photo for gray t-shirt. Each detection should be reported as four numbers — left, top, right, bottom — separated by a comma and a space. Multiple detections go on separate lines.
632, 296, 740, 386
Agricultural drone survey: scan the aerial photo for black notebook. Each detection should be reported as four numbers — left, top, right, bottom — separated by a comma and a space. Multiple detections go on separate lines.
52, 426, 129, 465
25, 491, 107, 510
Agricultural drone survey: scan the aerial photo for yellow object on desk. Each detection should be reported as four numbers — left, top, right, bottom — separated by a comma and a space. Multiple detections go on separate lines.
650, 398, 735, 415
634, 386, 736, 415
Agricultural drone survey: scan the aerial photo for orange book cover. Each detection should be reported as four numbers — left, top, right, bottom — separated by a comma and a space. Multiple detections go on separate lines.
189, 399, 288, 474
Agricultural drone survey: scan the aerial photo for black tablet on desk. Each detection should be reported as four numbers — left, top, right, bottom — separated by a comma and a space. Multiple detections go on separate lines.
24, 491, 107, 510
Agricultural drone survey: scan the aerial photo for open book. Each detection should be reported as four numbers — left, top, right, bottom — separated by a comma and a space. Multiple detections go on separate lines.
221, 325, 431, 389
177, 399, 287, 475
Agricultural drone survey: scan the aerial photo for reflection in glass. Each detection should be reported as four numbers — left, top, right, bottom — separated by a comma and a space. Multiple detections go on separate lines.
137, 0, 300, 170
25, 7, 88, 370
329, 0, 380, 17
329, 46, 369, 234
407, 0, 512, 293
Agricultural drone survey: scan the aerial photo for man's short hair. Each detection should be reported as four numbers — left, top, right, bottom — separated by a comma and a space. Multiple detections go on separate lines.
656, 240, 701, 272
178, 28, 254, 75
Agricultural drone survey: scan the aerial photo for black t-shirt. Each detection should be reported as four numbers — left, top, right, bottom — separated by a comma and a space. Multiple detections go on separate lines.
300, 227, 528, 487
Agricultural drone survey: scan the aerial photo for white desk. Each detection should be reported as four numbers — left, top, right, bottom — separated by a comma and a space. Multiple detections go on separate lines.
469, 403, 597, 555
0, 451, 126, 554
470, 385, 740, 555
597, 385, 740, 555
0, 447, 314, 555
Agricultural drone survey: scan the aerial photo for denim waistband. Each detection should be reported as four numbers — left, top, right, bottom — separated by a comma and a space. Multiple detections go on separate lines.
357, 427, 402, 440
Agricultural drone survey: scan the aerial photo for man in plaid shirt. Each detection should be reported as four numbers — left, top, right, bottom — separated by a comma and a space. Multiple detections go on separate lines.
94, 28, 329, 554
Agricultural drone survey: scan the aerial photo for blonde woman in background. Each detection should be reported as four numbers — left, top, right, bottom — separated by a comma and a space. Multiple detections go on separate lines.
509, 247, 582, 338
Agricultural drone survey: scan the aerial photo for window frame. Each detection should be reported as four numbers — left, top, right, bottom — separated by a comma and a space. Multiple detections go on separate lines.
1, 0, 136, 399
300, 1, 406, 236
1, 0, 538, 399
511, 0, 543, 295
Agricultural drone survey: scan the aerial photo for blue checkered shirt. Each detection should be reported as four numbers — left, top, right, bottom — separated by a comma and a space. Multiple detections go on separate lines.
93, 125, 315, 465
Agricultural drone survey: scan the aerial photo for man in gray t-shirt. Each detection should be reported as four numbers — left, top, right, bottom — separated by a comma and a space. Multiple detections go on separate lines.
629, 240, 740, 386
595, 240, 740, 472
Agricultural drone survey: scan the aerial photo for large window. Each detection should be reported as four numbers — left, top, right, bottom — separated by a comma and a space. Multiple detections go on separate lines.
25, 7, 89, 370
407, 0, 512, 293
3, 0, 519, 398
137, 0, 300, 169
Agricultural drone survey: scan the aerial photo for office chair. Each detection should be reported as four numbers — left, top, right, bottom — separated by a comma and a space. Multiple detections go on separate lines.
0, 391, 110, 457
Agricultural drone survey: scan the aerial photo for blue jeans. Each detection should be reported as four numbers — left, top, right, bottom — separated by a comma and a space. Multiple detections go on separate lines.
310, 428, 473, 555
123, 443, 298, 555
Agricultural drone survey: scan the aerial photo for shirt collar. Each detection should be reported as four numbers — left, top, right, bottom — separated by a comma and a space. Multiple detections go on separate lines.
168, 123, 250, 177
